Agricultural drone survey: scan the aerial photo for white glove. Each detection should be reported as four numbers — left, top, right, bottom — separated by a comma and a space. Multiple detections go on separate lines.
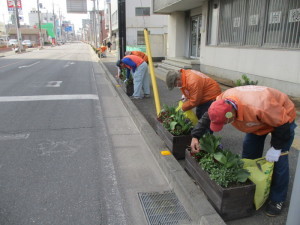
181, 95, 188, 102
265, 147, 282, 162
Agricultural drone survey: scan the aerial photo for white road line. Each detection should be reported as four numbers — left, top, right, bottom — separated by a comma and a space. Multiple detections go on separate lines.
0, 61, 23, 69
0, 95, 99, 102
18, 61, 40, 68
46, 81, 63, 87
0, 133, 30, 141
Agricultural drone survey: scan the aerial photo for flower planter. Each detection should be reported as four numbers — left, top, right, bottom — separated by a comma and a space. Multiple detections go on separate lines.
185, 149, 255, 221
156, 121, 192, 160
121, 82, 134, 96
125, 82, 134, 96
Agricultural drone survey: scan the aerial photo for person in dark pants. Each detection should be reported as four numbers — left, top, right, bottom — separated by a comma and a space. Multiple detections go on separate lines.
165, 69, 221, 120
190, 85, 296, 217
107, 41, 112, 52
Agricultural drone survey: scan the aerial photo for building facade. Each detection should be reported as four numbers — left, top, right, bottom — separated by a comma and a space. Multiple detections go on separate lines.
153, 0, 300, 96
110, 0, 168, 59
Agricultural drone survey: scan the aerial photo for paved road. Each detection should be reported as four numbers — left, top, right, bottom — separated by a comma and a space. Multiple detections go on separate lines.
0, 43, 130, 224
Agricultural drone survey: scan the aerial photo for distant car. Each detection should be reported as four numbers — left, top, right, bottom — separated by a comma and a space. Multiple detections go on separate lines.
22, 40, 33, 47
8, 39, 18, 47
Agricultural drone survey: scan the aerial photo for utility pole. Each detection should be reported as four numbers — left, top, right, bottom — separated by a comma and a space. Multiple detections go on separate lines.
2, 14, 8, 41
58, 8, 62, 42
14, 0, 22, 53
92, 0, 97, 47
37, 0, 43, 48
118, 0, 126, 59
97, 0, 100, 46
52, 2, 56, 45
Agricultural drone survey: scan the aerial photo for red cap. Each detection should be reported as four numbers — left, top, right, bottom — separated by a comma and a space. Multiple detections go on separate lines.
208, 100, 233, 132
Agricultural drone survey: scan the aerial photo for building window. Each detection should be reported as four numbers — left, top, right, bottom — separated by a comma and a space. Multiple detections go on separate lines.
207, 0, 300, 49
135, 7, 150, 16
137, 30, 150, 45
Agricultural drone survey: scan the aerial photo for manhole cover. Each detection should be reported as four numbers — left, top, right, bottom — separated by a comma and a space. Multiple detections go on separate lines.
138, 191, 192, 225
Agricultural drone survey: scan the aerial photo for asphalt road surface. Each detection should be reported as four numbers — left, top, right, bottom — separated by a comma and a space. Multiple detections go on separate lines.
0, 43, 128, 225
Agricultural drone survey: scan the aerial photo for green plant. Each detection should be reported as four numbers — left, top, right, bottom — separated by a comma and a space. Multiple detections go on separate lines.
194, 133, 250, 187
119, 68, 133, 85
234, 74, 258, 86
157, 105, 194, 136
199, 133, 222, 154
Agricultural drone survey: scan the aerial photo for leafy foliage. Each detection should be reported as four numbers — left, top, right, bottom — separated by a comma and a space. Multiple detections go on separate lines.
199, 133, 222, 154
119, 68, 133, 85
193, 133, 250, 187
157, 104, 194, 136
234, 74, 258, 86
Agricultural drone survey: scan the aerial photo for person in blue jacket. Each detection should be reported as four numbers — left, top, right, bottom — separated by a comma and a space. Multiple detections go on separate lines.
116, 55, 150, 99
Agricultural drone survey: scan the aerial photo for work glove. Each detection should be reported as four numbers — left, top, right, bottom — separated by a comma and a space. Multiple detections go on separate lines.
265, 147, 282, 162
181, 95, 188, 102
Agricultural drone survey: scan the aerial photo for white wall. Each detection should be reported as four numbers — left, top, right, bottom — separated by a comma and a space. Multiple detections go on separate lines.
126, 0, 168, 29
167, 12, 186, 57
126, 0, 168, 58
111, 0, 118, 31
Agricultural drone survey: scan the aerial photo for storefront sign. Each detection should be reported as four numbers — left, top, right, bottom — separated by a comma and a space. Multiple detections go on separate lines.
269, 11, 281, 24
289, 8, 300, 22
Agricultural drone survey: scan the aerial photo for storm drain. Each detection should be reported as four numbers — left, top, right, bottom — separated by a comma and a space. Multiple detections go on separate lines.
138, 191, 192, 225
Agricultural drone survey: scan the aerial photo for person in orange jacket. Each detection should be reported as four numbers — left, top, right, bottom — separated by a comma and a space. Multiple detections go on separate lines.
190, 85, 297, 217
166, 69, 221, 119
125, 51, 148, 63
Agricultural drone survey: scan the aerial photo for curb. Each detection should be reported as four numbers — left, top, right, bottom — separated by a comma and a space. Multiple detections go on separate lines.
97, 56, 226, 225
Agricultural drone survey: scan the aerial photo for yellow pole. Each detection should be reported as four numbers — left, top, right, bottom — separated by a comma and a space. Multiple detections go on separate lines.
144, 28, 161, 115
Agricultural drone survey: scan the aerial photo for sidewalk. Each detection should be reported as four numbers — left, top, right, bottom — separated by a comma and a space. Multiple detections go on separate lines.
99, 49, 299, 225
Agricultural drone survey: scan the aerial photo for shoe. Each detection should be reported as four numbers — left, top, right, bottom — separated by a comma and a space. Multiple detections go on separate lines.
144, 94, 150, 98
130, 96, 143, 100
265, 201, 283, 217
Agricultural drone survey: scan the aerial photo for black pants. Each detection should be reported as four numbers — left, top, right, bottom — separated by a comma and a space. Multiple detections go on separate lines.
195, 100, 214, 119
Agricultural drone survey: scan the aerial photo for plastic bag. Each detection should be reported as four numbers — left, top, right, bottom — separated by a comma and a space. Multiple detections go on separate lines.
176, 101, 198, 125
242, 157, 274, 210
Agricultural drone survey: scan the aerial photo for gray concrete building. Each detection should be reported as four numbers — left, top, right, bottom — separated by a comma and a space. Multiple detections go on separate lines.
153, 0, 300, 96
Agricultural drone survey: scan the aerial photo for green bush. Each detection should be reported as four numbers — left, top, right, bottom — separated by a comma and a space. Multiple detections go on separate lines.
234, 74, 258, 86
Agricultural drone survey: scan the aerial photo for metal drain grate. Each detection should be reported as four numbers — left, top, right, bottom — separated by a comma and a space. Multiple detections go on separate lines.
138, 191, 192, 225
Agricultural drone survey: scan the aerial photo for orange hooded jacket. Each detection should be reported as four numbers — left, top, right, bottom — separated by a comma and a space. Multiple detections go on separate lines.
218, 86, 296, 135
131, 51, 148, 63
180, 69, 221, 111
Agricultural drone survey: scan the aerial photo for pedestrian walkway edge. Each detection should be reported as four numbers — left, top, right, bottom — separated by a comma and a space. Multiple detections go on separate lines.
97, 58, 226, 225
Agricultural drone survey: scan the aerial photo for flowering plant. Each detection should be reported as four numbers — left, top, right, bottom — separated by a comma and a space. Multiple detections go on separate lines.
119, 68, 133, 85
157, 104, 194, 136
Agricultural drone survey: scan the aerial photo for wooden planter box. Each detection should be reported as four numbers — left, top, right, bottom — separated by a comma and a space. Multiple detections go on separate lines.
185, 149, 255, 221
156, 121, 192, 160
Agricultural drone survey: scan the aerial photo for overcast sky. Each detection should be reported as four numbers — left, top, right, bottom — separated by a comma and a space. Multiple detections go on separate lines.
0, 0, 104, 30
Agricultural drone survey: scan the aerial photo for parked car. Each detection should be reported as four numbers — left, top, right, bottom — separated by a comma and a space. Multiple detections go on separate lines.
22, 40, 33, 48
7, 39, 18, 47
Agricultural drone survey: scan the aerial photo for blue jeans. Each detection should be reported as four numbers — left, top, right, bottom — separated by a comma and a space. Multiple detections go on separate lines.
242, 122, 297, 202
132, 62, 150, 98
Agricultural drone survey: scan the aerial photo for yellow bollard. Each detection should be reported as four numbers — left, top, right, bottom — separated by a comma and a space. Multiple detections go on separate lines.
144, 28, 161, 116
